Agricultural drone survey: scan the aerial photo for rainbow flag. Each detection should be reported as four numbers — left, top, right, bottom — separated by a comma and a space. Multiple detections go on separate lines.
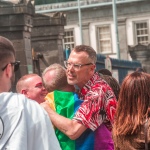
45, 90, 95, 150
45, 91, 114, 150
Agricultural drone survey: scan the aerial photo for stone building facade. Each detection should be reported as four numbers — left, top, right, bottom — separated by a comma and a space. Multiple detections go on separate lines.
35, 0, 150, 72
0, 0, 34, 83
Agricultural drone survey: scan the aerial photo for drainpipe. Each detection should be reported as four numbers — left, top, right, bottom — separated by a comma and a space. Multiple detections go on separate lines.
77, 0, 83, 44
113, 0, 120, 59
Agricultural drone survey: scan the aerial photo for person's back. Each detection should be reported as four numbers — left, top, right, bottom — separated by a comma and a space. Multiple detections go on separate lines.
0, 92, 61, 150
113, 72, 150, 150
100, 74, 120, 100
43, 64, 83, 150
98, 68, 112, 76
0, 36, 61, 150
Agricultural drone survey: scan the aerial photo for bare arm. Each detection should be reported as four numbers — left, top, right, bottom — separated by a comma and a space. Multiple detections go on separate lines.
41, 101, 87, 140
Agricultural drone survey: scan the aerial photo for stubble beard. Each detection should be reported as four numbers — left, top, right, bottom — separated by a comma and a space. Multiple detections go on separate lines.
9, 73, 15, 92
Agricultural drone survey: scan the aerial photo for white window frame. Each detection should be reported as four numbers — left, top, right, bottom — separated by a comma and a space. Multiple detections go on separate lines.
133, 20, 149, 45
63, 29, 75, 50
96, 25, 112, 54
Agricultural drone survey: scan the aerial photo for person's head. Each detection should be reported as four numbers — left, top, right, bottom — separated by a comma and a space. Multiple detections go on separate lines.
16, 74, 48, 104
0, 36, 20, 92
98, 68, 112, 76
114, 71, 150, 135
42, 63, 74, 92
65, 45, 97, 89
100, 75, 120, 100
135, 67, 146, 73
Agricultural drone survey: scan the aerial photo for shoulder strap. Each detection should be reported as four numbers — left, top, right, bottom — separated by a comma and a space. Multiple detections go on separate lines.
144, 119, 149, 150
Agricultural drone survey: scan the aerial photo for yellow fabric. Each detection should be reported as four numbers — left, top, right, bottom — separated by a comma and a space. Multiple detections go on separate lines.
45, 92, 56, 111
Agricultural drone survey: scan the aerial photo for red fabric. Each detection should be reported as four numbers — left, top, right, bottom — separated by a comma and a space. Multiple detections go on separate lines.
73, 72, 117, 131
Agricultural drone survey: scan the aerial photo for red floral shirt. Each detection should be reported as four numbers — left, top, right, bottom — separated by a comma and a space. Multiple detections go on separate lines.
73, 72, 117, 131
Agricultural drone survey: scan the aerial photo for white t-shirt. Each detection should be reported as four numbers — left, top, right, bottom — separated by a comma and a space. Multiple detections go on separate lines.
0, 92, 61, 150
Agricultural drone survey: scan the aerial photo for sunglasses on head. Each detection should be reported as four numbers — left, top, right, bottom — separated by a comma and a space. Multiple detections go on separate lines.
2, 61, 20, 72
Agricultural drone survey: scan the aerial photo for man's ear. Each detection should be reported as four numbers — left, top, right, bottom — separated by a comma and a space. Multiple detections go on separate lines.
5, 64, 13, 78
90, 64, 96, 72
21, 89, 27, 95
21, 89, 30, 98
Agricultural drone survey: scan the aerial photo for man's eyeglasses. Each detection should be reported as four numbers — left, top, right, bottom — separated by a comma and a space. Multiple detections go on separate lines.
2, 61, 20, 72
64, 61, 93, 71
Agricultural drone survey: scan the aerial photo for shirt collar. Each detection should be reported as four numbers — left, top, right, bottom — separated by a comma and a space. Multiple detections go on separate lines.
79, 72, 100, 95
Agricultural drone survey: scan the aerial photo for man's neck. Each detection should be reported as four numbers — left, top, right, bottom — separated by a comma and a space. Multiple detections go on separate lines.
0, 89, 7, 93
60, 85, 75, 92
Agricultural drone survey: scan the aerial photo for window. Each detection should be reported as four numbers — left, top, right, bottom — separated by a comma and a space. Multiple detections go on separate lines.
97, 26, 112, 53
135, 22, 149, 45
64, 29, 75, 50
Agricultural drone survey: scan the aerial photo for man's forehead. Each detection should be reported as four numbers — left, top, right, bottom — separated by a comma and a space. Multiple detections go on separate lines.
26, 79, 43, 88
26, 76, 42, 83
70, 50, 89, 57
68, 52, 89, 62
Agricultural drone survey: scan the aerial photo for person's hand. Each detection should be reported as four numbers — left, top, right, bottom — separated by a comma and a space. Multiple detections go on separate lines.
40, 100, 53, 113
40, 100, 55, 128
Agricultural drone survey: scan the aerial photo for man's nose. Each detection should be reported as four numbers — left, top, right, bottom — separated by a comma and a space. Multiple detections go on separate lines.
67, 64, 74, 71
42, 87, 48, 94
42, 86, 46, 90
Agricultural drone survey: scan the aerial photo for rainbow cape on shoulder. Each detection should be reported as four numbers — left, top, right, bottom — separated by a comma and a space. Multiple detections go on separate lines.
45, 90, 85, 150
45, 90, 114, 150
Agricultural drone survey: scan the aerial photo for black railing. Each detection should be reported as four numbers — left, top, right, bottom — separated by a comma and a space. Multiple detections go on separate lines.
35, 0, 76, 5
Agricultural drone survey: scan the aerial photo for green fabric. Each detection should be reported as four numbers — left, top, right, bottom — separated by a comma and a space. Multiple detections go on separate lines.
54, 90, 75, 150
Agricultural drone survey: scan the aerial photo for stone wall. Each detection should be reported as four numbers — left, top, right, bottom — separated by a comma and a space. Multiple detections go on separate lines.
31, 13, 66, 75
129, 44, 150, 73
0, 0, 34, 91
0, 0, 66, 91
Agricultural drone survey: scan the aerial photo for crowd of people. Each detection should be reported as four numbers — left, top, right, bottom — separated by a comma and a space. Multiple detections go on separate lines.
0, 35, 149, 150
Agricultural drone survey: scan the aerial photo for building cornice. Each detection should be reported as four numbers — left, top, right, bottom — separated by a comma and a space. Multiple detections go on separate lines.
35, 0, 145, 14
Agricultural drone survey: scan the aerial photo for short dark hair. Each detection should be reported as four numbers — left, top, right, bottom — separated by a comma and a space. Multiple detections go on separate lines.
74, 45, 97, 63
98, 68, 112, 76
101, 75, 120, 100
135, 67, 146, 73
0, 36, 15, 68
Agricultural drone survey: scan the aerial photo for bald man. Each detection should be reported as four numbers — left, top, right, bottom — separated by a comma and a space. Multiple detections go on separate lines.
16, 74, 48, 104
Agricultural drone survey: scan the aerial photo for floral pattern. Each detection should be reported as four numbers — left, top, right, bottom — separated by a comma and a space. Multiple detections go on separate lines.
73, 72, 117, 131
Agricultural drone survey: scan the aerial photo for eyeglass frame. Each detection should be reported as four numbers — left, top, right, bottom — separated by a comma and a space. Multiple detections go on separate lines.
64, 60, 93, 70
2, 61, 20, 72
